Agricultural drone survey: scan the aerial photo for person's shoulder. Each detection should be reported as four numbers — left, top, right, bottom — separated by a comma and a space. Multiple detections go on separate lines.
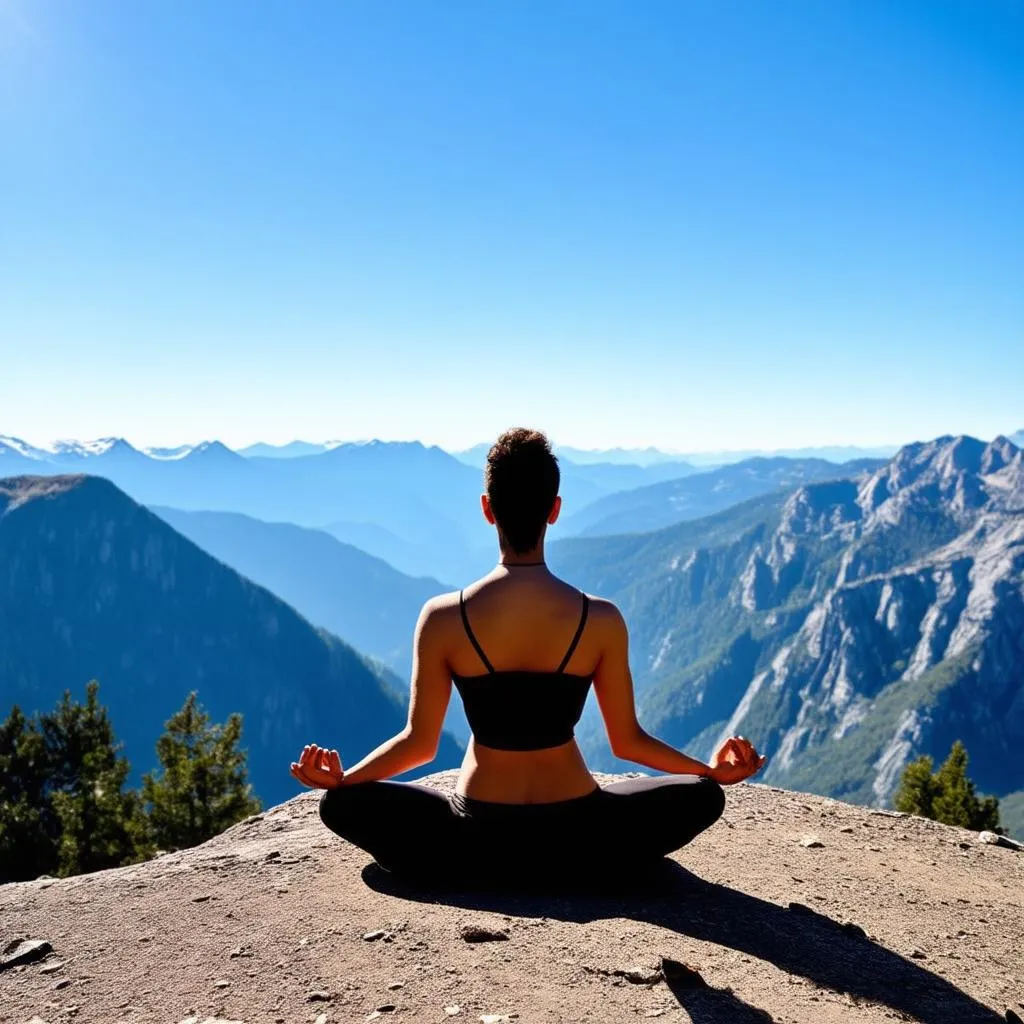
417, 589, 462, 624
581, 593, 627, 633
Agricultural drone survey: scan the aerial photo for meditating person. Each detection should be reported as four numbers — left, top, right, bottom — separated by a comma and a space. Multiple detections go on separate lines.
290, 427, 766, 887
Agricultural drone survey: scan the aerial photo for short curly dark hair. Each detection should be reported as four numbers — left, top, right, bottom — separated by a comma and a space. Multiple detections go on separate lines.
485, 428, 560, 554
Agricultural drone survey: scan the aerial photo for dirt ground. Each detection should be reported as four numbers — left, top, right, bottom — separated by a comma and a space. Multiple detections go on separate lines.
1, 771, 1021, 1024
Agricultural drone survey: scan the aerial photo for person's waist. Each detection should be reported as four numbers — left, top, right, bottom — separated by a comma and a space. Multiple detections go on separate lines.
449, 786, 601, 819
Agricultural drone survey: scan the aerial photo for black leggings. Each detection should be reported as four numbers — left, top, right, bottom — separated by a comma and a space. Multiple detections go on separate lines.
318, 775, 725, 887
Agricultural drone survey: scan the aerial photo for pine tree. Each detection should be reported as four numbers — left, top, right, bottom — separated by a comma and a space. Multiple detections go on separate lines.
893, 754, 937, 819
931, 741, 1001, 831
894, 741, 1001, 832
143, 693, 261, 851
0, 705, 58, 881
40, 681, 151, 876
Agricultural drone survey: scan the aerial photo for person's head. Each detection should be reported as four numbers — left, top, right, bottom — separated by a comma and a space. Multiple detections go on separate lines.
482, 428, 561, 555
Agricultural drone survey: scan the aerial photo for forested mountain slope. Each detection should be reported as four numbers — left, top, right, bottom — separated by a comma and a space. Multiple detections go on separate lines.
553, 436, 1024, 817
0, 475, 463, 804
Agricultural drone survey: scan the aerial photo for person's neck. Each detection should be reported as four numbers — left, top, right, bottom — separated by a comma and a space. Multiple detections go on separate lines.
498, 547, 546, 567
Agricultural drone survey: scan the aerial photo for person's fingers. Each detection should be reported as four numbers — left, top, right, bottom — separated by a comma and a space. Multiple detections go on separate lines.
296, 763, 325, 788
724, 738, 745, 765
737, 738, 759, 767
737, 741, 761, 765
329, 750, 343, 777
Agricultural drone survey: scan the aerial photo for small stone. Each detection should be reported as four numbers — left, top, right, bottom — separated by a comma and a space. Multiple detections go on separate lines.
444, 1008, 461, 1017
191, 894, 212, 902
910, 949, 927, 959
387, 982, 404, 990
26, 1017, 51, 1024
375, 1005, 397, 1013
53, 978, 71, 990
1, 939, 55, 972
308, 991, 334, 1002
480, 1017, 511, 1024
979, 831, 1024, 851
660, 957, 706, 988
799, 835, 824, 848
643, 1012, 666, 1019
617, 966, 662, 985
460, 925, 509, 943
362, 929, 389, 942
315, 1016, 328, 1024
839, 826, 855, 833
214, 979, 231, 988
40, 962, 64, 974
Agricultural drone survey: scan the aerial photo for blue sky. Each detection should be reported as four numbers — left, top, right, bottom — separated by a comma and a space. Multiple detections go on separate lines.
1, 1, 1021, 452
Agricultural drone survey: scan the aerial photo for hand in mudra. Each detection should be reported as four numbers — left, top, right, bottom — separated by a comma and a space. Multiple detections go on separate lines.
290, 743, 345, 789
709, 736, 766, 785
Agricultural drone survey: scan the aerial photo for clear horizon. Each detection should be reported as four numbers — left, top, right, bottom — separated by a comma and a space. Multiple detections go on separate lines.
2, 2, 1021, 451
2, 428, 1018, 459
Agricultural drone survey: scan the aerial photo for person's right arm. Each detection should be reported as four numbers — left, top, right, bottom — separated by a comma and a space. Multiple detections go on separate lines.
591, 601, 764, 783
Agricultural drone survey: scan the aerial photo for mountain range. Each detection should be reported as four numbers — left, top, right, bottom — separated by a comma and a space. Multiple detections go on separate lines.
561, 456, 886, 537
4, 430, 1023, 835
0, 475, 463, 805
0, 435, 711, 581
552, 435, 1024, 834
0, 437, 491, 581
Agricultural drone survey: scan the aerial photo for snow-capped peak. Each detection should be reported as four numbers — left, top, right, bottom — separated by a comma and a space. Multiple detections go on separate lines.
50, 437, 137, 458
0, 435, 49, 460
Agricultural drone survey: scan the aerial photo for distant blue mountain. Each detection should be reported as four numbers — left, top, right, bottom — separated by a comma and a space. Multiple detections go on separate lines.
452, 442, 690, 468
152, 507, 449, 679
0, 437, 492, 582
0, 435, 710, 581
562, 456, 886, 537
0, 475, 463, 805
238, 440, 345, 459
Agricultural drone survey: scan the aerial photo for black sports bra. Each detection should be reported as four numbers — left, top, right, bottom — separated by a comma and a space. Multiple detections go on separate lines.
451, 588, 592, 752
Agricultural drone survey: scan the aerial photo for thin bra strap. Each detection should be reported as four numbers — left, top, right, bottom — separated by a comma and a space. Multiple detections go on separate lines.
556, 591, 590, 673
459, 589, 495, 673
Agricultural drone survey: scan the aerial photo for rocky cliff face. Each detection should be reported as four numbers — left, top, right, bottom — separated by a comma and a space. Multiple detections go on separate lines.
1, 772, 1020, 1024
0, 476, 463, 804
555, 436, 1024, 818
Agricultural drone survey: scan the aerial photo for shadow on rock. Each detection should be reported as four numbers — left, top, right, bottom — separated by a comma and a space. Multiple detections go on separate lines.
362, 859, 1002, 1024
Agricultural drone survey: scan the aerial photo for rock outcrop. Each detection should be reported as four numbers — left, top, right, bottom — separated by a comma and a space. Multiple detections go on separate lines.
2, 772, 1021, 1024
557, 436, 1024, 819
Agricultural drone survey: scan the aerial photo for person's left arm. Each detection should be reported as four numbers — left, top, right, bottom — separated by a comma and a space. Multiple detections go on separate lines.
332, 597, 453, 786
